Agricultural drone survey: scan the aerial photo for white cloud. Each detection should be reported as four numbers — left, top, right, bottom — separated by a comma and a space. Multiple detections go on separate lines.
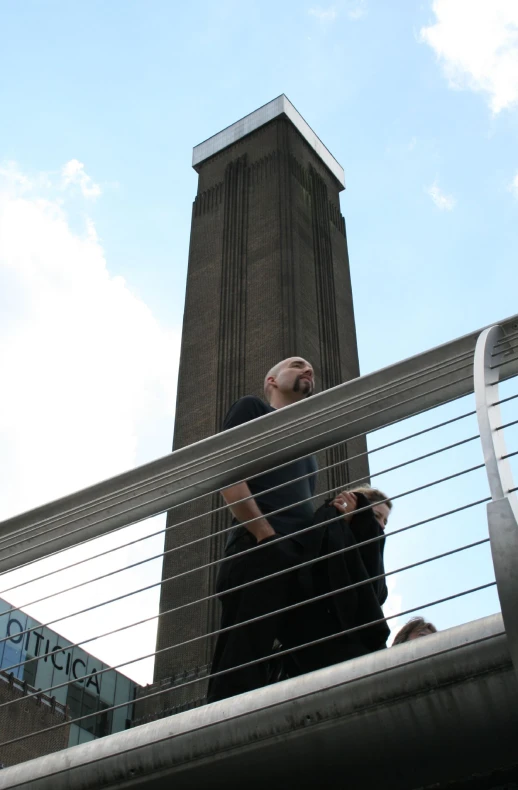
420, 0, 518, 114
0, 161, 180, 683
308, 5, 337, 22
509, 171, 518, 197
0, 161, 179, 517
0, 160, 54, 193
347, 0, 366, 20
426, 180, 457, 210
62, 158, 102, 199
0, 161, 33, 192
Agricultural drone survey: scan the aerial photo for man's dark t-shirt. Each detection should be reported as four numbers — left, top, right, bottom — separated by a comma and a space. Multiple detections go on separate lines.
223, 396, 318, 551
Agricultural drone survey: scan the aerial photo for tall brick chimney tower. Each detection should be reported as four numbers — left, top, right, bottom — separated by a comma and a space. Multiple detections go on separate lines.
139, 96, 368, 720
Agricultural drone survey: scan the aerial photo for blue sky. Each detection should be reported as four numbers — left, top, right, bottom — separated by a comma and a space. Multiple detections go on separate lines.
2, 0, 517, 370
0, 0, 517, 684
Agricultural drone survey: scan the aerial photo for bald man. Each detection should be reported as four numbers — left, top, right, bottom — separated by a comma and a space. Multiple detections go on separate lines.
207, 357, 318, 702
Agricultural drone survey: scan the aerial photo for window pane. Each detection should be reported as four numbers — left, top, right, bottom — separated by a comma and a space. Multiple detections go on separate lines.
66, 683, 83, 721
23, 654, 37, 688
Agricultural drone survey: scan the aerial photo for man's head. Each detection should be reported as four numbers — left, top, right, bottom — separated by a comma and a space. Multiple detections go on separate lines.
349, 485, 392, 530
392, 617, 437, 645
264, 357, 315, 407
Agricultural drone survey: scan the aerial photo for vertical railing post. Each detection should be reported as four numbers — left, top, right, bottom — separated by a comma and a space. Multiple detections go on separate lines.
474, 325, 518, 680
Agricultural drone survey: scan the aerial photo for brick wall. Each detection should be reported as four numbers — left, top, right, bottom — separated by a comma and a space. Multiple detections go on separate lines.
0, 672, 69, 768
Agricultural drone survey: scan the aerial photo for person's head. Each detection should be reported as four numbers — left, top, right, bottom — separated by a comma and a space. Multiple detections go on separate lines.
264, 357, 315, 407
348, 485, 392, 530
392, 617, 437, 645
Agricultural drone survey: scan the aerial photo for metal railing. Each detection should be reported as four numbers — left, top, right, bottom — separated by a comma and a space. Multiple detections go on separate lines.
0, 314, 516, 775
474, 324, 518, 681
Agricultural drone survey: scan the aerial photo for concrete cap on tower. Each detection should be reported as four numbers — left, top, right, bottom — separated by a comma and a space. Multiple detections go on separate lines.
192, 94, 345, 187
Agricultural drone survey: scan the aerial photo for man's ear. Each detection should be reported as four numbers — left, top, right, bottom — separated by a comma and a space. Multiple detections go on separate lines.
266, 375, 277, 389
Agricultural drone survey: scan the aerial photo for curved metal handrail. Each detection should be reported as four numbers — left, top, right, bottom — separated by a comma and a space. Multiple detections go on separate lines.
474, 325, 518, 680
474, 325, 517, 501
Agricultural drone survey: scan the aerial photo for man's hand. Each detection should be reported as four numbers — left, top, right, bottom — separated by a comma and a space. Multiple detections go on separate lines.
221, 482, 277, 543
255, 525, 278, 543
332, 491, 359, 522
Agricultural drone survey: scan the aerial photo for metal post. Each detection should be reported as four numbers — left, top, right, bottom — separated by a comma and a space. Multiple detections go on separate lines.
474, 325, 518, 680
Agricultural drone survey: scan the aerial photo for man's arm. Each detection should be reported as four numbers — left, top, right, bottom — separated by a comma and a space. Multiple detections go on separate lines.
221, 481, 276, 543
219, 397, 277, 543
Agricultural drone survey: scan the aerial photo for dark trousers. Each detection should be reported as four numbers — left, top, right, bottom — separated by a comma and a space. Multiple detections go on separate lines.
281, 601, 372, 677
280, 552, 383, 677
207, 534, 304, 703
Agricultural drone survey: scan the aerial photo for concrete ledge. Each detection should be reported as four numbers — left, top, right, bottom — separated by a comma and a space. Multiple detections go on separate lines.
2, 614, 517, 790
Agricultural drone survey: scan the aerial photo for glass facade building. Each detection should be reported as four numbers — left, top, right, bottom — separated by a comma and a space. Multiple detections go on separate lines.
0, 598, 138, 747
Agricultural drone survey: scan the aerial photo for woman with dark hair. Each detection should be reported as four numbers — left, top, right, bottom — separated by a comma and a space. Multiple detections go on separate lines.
280, 486, 393, 677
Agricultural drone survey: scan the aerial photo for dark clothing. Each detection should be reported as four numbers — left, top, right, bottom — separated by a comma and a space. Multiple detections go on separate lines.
207, 533, 304, 702
207, 396, 318, 703
283, 494, 390, 676
223, 397, 318, 551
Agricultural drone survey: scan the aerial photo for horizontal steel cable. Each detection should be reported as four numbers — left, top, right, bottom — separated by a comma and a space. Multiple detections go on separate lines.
0, 430, 482, 626
497, 419, 518, 432
0, 582, 498, 750
0, 376, 480, 608
494, 329, 518, 347
0, 370, 476, 640
0, 496, 490, 675
0, 356, 476, 583
0, 347, 476, 550
491, 341, 518, 357
492, 392, 518, 407
0, 502, 491, 677
0, 407, 478, 582
490, 357, 518, 371
0, 359, 475, 562
0, 404, 478, 599
0, 453, 495, 669
0, 544, 496, 703
0, 488, 493, 689
0, 437, 486, 647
